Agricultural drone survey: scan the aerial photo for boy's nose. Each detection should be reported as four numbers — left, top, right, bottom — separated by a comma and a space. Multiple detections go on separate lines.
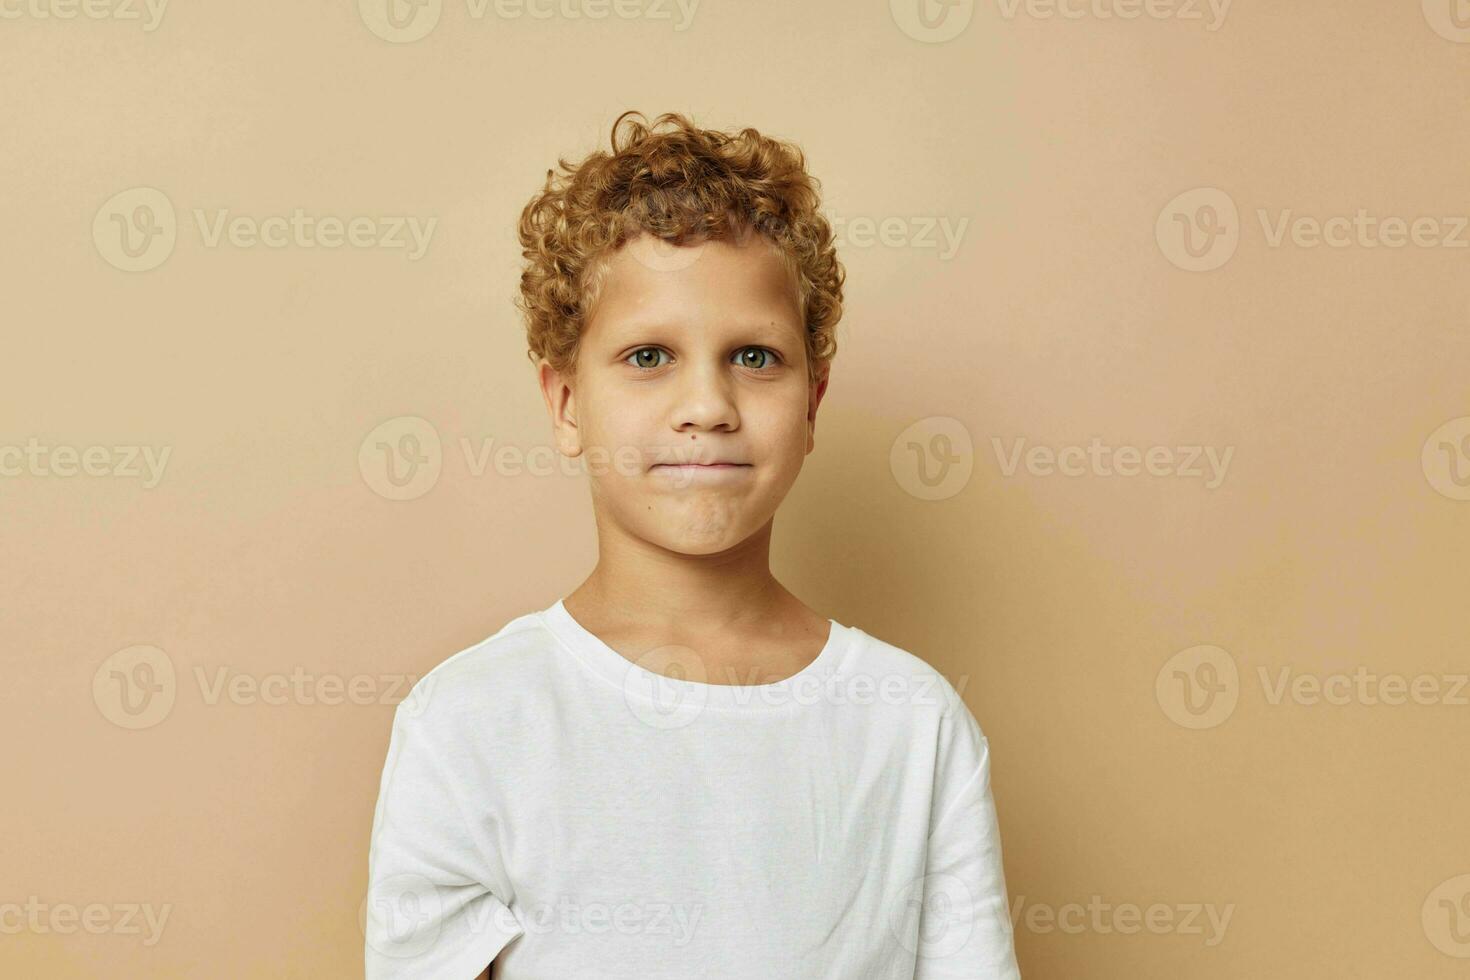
672, 363, 738, 432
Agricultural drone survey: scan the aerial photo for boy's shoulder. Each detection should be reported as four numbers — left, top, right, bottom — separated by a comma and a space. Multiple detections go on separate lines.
392, 605, 972, 726
394, 608, 563, 725
841, 623, 971, 719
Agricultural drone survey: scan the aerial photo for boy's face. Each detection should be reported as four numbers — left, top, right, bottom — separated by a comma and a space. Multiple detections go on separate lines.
540, 232, 828, 556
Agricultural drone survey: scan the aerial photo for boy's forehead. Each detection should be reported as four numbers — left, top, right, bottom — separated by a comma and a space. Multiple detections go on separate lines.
588, 235, 802, 336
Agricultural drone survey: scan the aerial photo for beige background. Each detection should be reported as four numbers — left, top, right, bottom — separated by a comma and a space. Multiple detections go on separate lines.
4, 0, 1469, 976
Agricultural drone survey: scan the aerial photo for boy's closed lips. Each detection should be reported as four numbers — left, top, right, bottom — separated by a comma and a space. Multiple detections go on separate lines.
650, 460, 753, 483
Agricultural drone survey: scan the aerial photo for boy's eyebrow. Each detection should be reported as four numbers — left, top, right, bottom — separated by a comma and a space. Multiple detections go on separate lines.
603, 316, 803, 344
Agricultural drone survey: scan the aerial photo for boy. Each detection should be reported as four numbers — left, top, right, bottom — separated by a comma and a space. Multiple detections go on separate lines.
364, 111, 1022, 979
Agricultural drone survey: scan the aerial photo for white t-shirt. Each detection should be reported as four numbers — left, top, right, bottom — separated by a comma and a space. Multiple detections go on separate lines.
365, 598, 1021, 979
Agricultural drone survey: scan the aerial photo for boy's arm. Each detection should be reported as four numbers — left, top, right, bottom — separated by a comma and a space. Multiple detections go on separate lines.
911, 706, 1023, 978
365, 699, 524, 978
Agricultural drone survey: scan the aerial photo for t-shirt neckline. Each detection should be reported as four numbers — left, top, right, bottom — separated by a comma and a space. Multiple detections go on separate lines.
540, 597, 852, 713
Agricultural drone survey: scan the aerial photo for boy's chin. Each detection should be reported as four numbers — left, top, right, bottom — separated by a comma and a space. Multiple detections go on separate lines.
633, 506, 772, 556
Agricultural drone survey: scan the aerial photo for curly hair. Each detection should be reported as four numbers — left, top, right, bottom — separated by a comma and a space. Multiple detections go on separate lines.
515, 110, 845, 386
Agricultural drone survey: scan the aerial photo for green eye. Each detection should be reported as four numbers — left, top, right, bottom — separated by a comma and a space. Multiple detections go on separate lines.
626, 347, 669, 369
736, 347, 777, 369
624, 346, 780, 370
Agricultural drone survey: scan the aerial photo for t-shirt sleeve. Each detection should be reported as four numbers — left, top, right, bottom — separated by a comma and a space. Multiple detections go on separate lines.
911, 696, 1022, 979
364, 695, 524, 979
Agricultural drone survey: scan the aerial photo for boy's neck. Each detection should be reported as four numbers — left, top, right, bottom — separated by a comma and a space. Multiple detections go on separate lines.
572, 512, 792, 629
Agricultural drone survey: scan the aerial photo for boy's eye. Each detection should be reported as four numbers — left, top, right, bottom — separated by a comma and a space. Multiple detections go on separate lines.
735, 347, 777, 370
626, 347, 669, 369
623, 347, 781, 370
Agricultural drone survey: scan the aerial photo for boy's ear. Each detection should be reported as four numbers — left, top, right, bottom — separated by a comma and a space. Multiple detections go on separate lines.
808, 361, 830, 418
807, 362, 829, 452
538, 358, 583, 459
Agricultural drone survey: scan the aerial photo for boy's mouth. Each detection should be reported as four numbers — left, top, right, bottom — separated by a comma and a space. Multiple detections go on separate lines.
650, 461, 754, 483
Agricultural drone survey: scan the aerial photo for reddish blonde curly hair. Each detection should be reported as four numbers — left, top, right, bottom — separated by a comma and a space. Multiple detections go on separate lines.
515, 110, 845, 386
